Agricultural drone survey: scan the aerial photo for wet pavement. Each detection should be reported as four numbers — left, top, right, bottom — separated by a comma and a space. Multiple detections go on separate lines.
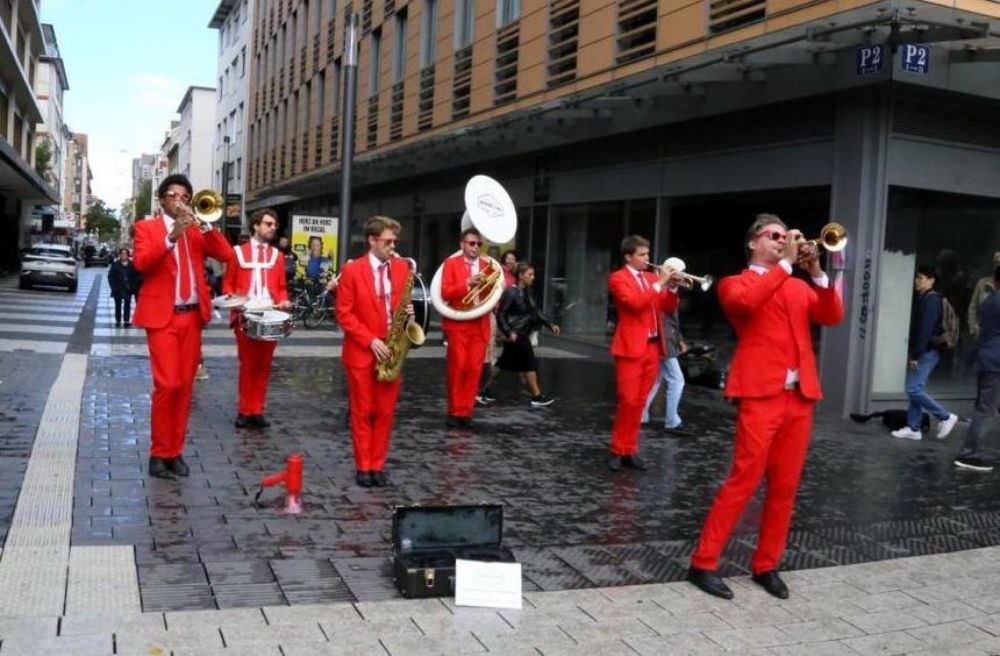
70, 344, 1000, 613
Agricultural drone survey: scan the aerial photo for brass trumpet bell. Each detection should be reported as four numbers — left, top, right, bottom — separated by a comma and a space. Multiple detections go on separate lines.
808, 222, 848, 253
191, 189, 223, 224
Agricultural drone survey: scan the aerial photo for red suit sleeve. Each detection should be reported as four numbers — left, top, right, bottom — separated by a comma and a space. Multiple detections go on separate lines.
609, 271, 665, 312
222, 246, 239, 295
132, 221, 170, 273
718, 265, 791, 320
441, 257, 468, 306
273, 257, 288, 304
809, 283, 844, 326
335, 261, 376, 349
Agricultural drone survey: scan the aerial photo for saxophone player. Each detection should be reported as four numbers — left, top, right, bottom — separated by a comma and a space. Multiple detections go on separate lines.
335, 216, 413, 488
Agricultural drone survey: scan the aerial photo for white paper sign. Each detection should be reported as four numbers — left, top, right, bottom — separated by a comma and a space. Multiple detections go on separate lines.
454, 559, 522, 609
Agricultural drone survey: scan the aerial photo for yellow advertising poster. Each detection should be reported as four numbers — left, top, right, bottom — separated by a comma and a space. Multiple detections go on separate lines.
290, 214, 339, 280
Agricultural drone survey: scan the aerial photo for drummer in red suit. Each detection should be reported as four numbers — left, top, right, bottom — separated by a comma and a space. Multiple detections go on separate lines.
335, 215, 413, 488
132, 174, 235, 480
687, 213, 844, 601
606, 235, 680, 472
440, 228, 493, 429
221, 208, 291, 429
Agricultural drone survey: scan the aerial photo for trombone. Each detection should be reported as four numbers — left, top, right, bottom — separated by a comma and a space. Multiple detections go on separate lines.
647, 257, 714, 292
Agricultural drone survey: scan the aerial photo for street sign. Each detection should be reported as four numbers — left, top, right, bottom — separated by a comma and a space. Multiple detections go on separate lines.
899, 44, 930, 74
856, 45, 884, 76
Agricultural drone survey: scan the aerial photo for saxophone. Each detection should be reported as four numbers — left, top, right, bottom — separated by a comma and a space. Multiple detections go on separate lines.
375, 263, 426, 382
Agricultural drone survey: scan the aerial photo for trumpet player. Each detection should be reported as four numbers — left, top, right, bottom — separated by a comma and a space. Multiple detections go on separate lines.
441, 227, 493, 429
222, 208, 291, 429
606, 236, 680, 472
335, 216, 412, 488
132, 174, 234, 480
687, 214, 843, 602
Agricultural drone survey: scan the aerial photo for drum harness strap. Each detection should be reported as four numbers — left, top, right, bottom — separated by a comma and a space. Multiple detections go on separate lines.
235, 242, 280, 305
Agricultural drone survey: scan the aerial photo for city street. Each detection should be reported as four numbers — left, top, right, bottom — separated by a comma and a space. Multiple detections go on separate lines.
5, 268, 1000, 653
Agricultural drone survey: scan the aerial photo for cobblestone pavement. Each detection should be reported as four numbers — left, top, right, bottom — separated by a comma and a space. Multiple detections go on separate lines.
8, 269, 1000, 654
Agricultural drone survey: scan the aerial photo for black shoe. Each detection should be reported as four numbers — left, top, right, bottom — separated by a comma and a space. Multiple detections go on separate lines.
235, 414, 252, 428
251, 414, 271, 428
606, 455, 623, 472
148, 457, 176, 480
115, 321, 122, 327
447, 415, 462, 428
954, 456, 994, 472
664, 425, 692, 437
480, 391, 497, 403
458, 416, 473, 429
622, 454, 648, 471
371, 470, 388, 487
169, 455, 190, 477
530, 395, 556, 407
752, 570, 790, 599
355, 471, 373, 488
474, 395, 493, 407
124, 322, 132, 327
687, 567, 734, 600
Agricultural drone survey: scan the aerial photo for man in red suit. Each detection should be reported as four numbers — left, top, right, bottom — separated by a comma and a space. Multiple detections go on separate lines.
607, 235, 680, 472
335, 216, 413, 488
687, 213, 844, 600
222, 208, 291, 429
132, 174, 234, 480
440, 228, 493, 429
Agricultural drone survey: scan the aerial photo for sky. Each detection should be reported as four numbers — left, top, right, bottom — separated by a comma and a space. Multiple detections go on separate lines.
41, 0, 220, 211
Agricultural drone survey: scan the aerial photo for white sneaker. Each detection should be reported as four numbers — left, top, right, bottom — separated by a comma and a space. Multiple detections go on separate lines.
891, 426, 922, 440
195, 364, 209, 381
937, 413, 959, 439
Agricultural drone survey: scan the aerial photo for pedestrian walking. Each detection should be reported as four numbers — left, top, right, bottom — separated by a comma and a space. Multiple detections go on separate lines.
496, 262, 560, 406
641, 308, 688, 434
890, 265, 959, 440
108, 248, 138, 327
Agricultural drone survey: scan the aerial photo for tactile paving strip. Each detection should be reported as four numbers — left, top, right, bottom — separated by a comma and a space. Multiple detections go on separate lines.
65, 545, 142, 616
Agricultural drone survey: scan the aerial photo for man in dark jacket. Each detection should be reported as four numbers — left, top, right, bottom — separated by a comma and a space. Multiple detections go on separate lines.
955, 266, 1000, 471
892, 265, 958, 440
108, 248, 138, 327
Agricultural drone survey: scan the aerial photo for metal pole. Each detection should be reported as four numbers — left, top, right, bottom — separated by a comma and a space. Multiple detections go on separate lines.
337, 12, 359, 271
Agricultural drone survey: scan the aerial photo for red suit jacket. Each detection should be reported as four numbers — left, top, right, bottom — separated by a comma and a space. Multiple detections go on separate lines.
222, 242, 289, 317
336, 255, 410, 368
132, 218, 233, 329
608, 267, 679, 358
719, 266, 844, 400
440, 253, 491, 341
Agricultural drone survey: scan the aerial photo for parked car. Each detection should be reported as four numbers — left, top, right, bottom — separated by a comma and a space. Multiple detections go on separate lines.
83, 242, 110, 267
20, 244, 79, 292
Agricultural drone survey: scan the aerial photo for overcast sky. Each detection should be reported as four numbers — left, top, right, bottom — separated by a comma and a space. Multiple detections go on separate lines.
41, 0, 219, 211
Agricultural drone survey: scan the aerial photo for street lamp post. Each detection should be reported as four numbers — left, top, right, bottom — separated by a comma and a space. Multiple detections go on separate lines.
337, 12, 359, 272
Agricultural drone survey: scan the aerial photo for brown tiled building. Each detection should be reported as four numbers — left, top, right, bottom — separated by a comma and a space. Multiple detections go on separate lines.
245, 0, 1000, 415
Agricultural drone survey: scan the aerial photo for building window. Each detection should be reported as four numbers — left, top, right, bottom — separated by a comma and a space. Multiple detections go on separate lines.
237, 103, 244, 134
236, 157, 242, 180
496, 0, 519, 27
392, 9, 407, 84
241, 46, 247, 77
368, 28, 382, 97
454, 0, 474, 48
419, 0, 437, 69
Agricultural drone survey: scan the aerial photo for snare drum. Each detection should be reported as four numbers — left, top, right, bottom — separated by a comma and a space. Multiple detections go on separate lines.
241, 309, 294, 341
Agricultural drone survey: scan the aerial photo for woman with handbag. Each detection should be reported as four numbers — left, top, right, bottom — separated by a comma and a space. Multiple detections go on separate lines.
496, 262, 560, 406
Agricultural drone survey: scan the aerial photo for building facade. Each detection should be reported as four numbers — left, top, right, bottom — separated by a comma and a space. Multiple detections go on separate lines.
0, 0, 58, 265
210, 0, 255, 237
244, 0, 1000, 417
33, 23, 70, 238
175, 86, 217, 192
151, 123, 180, 215
131, 153, 156, 198
62, 132, 92, 233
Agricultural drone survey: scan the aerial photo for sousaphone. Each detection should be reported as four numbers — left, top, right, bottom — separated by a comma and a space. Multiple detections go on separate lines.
429, 175, 517, 321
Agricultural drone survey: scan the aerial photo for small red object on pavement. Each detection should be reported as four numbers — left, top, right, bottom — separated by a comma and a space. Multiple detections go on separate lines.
257, 452, 303, 514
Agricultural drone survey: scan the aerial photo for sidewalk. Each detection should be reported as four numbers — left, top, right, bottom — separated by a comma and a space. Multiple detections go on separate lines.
4, 272, 1000, 654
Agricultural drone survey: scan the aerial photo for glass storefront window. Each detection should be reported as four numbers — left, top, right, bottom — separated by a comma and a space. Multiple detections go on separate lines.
873, 187, 1000, 399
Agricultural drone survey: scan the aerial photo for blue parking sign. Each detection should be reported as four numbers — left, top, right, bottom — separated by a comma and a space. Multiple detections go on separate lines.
856, 45, 884, 75
899, 44, 930, 74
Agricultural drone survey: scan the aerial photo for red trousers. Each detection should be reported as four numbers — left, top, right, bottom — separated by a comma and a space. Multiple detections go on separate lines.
609, 340, 660, 455
443, 326, 487, 417
234, 328, 277, 415
344, 363, 401, 471
145, 311, 202, 458
691, 390, 814, 573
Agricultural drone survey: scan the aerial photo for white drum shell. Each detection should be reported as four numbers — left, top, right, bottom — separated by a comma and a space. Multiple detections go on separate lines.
429, 252, 505, 321
242, 310, 294, 341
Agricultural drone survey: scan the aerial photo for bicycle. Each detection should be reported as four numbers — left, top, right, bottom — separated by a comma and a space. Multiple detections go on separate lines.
288, 275, 334, 329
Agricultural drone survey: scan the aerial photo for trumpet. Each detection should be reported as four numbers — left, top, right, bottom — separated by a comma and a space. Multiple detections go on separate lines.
646, 257, 714, 292
191, 189, 224, 225
795, 222, 847, 261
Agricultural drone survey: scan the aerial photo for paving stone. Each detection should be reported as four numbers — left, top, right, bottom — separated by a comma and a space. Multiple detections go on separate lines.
905, 620, 995, 649
841, 629, 928, 653
624, 632, 727, 655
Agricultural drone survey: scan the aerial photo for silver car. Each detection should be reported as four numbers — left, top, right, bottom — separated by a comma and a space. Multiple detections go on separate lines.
19, 244, 79, 292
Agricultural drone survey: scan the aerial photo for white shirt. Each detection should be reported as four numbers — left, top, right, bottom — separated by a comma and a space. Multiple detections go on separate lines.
242, 237, 274, 303
369, 252, 392, 325
161, 213, 198, 306
749, 259, 829, 385
464, 256, 481, 277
